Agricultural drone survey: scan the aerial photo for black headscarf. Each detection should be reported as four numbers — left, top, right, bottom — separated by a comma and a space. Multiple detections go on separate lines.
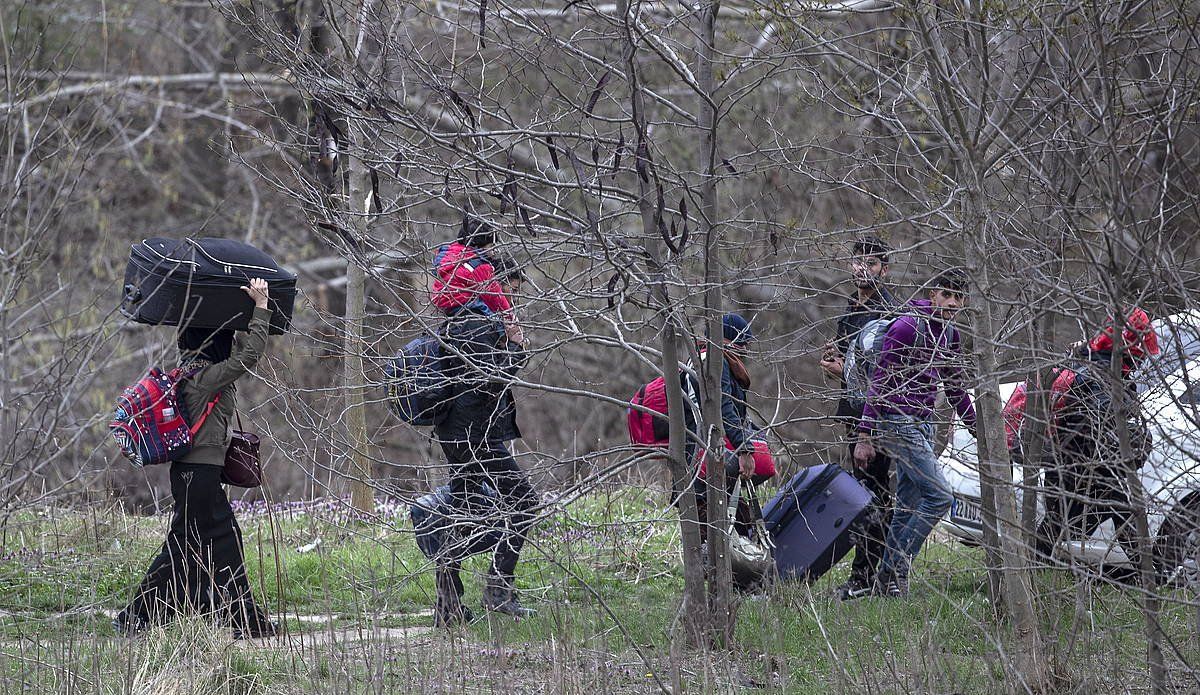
178, 327, 234, 365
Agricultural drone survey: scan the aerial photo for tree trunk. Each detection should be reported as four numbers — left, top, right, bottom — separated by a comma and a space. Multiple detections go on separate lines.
964, 188, 1049, 691
694, 0, 733, 649
337, 0, 376, 515
616, 0, 707, 646
342, 153, 375, 514
1110, 317, 1167, 695
1019, 311, 1055, 553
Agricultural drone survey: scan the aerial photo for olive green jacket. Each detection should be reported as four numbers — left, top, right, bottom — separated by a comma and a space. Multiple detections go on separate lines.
176, 307, 271, 466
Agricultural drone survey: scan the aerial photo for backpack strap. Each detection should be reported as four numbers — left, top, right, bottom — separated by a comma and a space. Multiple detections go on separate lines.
189, 396, 222, 436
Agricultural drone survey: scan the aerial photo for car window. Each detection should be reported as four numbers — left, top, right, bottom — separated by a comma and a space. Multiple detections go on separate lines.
1137, 322, 1200, 393
1181, 382, 1200, 406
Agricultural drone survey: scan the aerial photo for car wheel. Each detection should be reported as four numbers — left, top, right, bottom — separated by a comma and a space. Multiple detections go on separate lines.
1154, 498, 1200, 588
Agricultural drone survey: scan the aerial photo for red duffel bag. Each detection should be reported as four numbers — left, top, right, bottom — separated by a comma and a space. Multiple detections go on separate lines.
699, 438, 776, 478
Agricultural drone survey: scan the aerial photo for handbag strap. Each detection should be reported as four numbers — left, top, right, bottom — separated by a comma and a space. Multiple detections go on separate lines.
233, 409, 244, 431
727, 477, 743, 532
740, 480, 775, 550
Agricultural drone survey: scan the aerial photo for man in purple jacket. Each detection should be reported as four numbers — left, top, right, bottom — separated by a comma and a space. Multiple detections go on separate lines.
853, 269, 977, 598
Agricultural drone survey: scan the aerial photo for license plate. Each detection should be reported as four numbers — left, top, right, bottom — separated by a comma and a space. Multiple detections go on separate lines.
951, 496, 983, 527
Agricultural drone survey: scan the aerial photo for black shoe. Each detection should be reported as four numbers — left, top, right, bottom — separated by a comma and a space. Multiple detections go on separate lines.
873, 572, 908, 599
112, 612, 150, 638
229, 602, 280, 640
433, 600, 474, 627
482, 581, 535, 619
837, 576, 874, 601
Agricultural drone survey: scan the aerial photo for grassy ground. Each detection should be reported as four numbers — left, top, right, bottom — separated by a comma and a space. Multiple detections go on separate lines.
0, 487, 1197, 694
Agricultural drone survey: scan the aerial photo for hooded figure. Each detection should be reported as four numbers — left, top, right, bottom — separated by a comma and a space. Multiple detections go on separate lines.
1004, 308, 1161, 451
1085, 307, 1160, 368
1034, 308, 1159, 579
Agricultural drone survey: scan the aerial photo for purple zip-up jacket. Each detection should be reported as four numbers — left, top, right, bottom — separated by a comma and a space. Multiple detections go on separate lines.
858, 299, 976, 433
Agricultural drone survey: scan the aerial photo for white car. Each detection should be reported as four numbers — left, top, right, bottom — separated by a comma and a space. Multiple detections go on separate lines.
939, 311, 1200, 577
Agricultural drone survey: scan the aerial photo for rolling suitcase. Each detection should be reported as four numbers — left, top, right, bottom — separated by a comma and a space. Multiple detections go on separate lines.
762, 463, 872, 582
121, 237, 297, 335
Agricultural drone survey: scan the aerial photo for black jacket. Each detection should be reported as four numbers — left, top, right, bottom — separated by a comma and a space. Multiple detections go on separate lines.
433, 307, 525, 444
1054, 351, 1151, 471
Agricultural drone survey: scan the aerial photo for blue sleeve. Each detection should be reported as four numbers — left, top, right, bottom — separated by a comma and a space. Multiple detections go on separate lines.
721, 362, 749, 453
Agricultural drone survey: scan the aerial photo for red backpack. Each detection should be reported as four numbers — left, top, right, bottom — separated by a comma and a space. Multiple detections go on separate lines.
628, 377, 671, 447
1002, 367, 1078, 450
109, 366, 221, 467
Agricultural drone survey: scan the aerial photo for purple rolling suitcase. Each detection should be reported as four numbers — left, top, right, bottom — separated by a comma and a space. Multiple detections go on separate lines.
762, 463, 872, 582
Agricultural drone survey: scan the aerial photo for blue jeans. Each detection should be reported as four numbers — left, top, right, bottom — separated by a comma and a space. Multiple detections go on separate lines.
876, 414, 952, 578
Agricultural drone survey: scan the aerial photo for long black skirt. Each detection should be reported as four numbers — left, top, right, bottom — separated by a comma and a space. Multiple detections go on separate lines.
119, 463, 269, 630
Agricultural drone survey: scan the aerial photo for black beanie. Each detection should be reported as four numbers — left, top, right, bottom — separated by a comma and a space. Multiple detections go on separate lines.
459, 216, 496, 248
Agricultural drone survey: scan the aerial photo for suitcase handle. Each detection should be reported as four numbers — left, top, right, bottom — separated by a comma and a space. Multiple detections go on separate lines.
123, 284, 142, 303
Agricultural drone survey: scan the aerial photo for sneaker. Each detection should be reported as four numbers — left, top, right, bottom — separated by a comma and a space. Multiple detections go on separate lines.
874, 572, 909, 598
482, 581, 535, 620
837, 576, 874, 601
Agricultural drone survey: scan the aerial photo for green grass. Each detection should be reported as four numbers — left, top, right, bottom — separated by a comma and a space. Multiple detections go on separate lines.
1, 489, 1197, 693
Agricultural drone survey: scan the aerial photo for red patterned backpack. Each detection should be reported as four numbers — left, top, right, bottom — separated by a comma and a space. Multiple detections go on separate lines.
109, 366, 220, 467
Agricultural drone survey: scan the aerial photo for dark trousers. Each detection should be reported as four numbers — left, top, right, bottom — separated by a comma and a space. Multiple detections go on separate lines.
847, 443, 894, 584
1036, 462, 1145, 570
120, 463, 268, 629
437, 440, 537, 596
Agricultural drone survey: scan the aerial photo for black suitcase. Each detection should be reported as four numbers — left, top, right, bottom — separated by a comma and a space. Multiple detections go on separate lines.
761, 463, 873, 582
120, 237, 297, 335
410, 483, 504, 562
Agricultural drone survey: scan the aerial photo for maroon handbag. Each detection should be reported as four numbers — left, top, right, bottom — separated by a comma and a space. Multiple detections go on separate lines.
222, 412, 262, 488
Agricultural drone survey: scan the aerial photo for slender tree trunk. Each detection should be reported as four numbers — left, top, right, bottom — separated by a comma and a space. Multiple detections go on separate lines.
694, 0, 733, 648
965, 187, 1049, 691
661, 304, 708, 648
342, 153, 375, 514
1019, 311, 1055, 553
338, 2, 375, 515
1110, 317, 1167, 695
616, 0, 707, 646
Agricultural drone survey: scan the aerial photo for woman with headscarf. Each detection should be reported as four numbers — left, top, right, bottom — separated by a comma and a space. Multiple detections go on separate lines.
114, 279, 277, 638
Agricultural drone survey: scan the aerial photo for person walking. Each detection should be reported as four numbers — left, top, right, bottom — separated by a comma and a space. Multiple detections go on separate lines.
820, 236, 897, 600
686, 314, 776, 532
854, 270, 977, 598
431, 251, 537, 626
115, 279, 278, 638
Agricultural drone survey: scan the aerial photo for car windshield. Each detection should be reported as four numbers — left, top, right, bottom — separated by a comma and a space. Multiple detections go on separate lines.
1134, 316, 1200, 393
1182, 382, 1200, 406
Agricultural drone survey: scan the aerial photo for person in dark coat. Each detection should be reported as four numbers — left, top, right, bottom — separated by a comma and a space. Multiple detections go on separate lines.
431, 294, 536, 626
819, 236, 897, 600
686, 314, 774, 541
115, 279, 277, 639
1034, 309, 1158, 575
